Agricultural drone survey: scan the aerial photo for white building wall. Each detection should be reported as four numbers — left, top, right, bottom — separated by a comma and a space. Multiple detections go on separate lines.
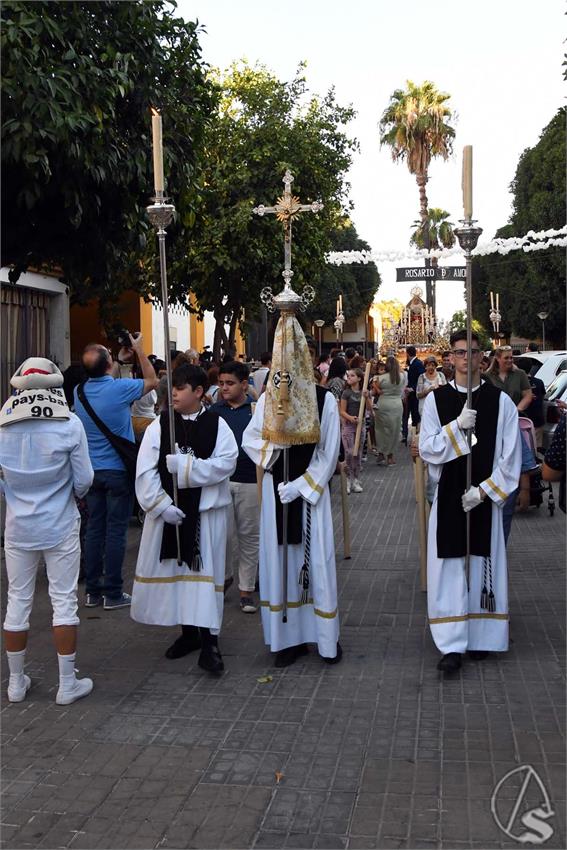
151, 302, 191, 357
0, 267, 70, 369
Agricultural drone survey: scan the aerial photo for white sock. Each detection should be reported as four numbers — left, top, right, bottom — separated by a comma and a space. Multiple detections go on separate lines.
58, 652, 77, 686
7, 649, 26, 682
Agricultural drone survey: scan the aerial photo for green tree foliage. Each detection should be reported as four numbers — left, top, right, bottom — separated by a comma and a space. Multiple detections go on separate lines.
380, 81, 455, 309
183, 62, 363, 358
448, 310, 493, 352
472, 108, 566, 347
1, 0, 214, 310
410, 208, 455, 254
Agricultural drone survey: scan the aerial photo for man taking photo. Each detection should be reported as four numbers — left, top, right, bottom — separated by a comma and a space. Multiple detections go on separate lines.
74, 333, 158, 610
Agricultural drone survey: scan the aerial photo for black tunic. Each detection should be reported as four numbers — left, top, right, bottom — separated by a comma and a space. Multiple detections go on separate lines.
270, 385, 328, 544
434, 381, 501, 558
157, 409, 219, 564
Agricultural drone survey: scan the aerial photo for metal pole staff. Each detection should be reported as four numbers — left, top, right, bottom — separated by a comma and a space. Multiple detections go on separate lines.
147, 195, 182, 565
454, 221, 483, 585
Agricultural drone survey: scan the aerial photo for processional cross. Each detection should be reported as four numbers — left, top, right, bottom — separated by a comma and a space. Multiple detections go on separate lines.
252, 170, 323, 624
253, 169, 323, 311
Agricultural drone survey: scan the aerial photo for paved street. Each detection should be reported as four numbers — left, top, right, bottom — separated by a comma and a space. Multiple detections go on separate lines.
2, 447, 565, 850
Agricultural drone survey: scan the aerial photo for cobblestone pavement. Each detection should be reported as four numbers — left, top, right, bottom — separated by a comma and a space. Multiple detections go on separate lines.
2, 447, 565, 849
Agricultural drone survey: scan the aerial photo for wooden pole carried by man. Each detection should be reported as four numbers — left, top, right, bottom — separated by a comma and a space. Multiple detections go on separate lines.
353, 361, 372, 457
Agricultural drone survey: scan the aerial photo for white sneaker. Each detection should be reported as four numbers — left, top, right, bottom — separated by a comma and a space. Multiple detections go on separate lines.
7, 674, 31, 703
346, 478, 351, 495
352, 479, 363, 493
56, 677, 94, 706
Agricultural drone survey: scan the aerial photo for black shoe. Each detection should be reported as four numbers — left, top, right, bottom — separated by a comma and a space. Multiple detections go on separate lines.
274, 644, 309, 668
322, 642, 343, 665
468, 650, 489, 660
437, 653, 462, 673
165, 631, 201, 659
198, 643, 224, 675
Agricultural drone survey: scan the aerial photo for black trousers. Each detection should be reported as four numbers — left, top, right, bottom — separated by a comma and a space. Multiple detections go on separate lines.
408, 392, 421, 427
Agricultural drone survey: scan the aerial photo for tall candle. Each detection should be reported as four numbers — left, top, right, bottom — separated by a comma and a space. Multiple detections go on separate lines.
490, 291, 494, 310
496, 292, 499, 310
339, 294, 343, 312
462, 145, 473, 220
151, 108, 164, 195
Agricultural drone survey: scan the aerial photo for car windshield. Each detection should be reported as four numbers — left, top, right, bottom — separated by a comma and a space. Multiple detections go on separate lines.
544, 371, 567, 400
514, 356, 541, 374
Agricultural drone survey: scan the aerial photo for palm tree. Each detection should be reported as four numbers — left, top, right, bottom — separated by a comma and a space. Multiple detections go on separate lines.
380, 80, 455, 308
410, 208, 456, 313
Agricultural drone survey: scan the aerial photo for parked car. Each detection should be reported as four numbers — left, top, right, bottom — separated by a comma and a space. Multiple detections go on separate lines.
542, 369, 567, 452
514, 352, 567, 389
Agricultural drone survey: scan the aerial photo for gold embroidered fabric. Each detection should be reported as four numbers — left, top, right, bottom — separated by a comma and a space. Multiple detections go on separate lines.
262, 311, 320, 446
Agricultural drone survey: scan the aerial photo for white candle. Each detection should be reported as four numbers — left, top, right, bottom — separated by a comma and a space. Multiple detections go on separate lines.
496, 292, 499, 310
151, 108, 164, 195
462, 145, 473, 220
339, 294, 343, 312
490, 291, 494, 310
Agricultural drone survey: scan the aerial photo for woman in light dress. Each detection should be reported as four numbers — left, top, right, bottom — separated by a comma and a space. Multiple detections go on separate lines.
372, 355, 407, 466
416, 355, 447, 415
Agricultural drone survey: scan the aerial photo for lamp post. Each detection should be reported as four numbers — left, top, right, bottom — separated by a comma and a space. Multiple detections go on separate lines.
537, 311, 548, 351
314, 319, 325, 355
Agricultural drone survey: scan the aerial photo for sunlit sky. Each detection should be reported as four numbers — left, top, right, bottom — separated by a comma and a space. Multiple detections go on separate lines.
178, 0, 564, 321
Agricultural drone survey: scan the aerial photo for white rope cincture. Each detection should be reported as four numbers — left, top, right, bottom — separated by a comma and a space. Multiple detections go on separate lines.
326, 226, 567, 265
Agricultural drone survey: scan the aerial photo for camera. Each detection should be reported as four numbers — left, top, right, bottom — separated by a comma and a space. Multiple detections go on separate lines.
116, 328, 131, 347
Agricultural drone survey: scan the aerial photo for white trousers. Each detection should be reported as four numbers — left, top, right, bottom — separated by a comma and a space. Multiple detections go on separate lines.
3, 522, 81, 631
224, 481, 260, 592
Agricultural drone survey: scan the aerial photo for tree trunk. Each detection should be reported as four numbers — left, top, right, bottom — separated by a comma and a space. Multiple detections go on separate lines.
228, 309, 240, 357
213, 309, 229, 362
416, 171, 433, 310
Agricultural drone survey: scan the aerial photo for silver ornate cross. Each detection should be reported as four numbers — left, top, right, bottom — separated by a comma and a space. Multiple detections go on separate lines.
253, 169, 323, 313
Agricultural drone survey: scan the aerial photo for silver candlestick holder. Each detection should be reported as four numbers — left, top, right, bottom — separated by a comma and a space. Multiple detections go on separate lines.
454, 219, 483, 588
146, 194, 182, 565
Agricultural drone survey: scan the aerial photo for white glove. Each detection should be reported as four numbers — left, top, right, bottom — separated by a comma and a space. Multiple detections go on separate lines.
166, 451, 182, 475
161, 505, 186, 525
462, 486, 483, 513
277, 480, 302, 504
457, 405, 477, 431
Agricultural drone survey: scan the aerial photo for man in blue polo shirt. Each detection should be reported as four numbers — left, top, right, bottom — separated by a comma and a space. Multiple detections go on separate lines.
212, 361, 260, 613
74, 334, 158, 609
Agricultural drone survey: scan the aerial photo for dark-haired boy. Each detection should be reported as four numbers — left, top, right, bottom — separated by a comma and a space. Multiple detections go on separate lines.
131, 364, 238, 674
419, 329, 521, 674
211, 362, 260, 613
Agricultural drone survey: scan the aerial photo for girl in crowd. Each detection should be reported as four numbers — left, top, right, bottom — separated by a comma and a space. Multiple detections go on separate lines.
373, 355, 407, 466
340, 368, 372, 493
326, 356, 347, 401
416, 355, 447, 415
316, 353, 331, 379
207, 365, 221, 404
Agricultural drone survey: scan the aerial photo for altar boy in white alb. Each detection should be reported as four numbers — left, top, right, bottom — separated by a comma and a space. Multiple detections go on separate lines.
131, 363, 238, 674
242, 318, 341, 668
419, 329, 521, 675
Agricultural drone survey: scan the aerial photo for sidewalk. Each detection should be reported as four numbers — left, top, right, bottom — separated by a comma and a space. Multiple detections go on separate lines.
2, 446, 565, 849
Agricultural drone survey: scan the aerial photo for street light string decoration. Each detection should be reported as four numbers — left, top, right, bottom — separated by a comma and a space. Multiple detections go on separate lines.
326, 226, 567, 266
